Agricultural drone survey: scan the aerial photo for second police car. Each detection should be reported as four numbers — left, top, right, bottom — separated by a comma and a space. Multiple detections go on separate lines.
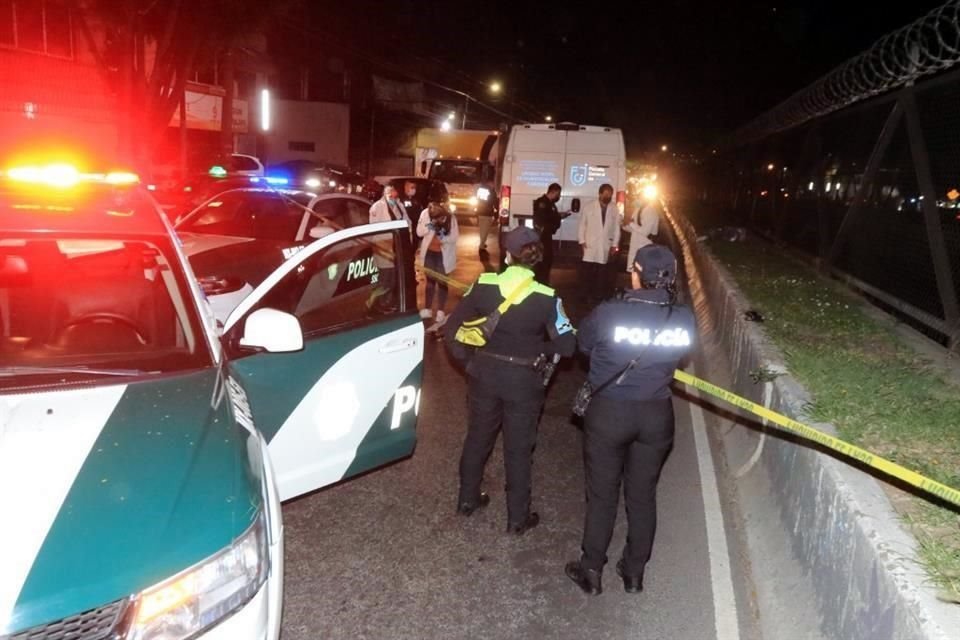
0, 162, 424, 639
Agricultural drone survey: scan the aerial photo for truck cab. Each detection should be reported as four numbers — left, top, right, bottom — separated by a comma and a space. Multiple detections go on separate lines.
427, 158, 496, 215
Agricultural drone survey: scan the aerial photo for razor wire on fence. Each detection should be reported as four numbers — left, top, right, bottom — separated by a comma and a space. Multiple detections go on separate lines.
690, 2, 960, 349
729, 1, 960, 145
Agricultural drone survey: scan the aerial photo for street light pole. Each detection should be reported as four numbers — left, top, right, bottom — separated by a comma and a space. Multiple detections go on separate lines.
462, 95, 469, 129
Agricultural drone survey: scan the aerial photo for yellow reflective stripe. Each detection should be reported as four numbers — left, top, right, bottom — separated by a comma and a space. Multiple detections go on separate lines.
531, 282, 555, 296
673, 370, 960, 508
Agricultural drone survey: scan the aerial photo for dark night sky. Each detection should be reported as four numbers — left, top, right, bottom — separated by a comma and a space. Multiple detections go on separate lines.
307, 1, 946, 153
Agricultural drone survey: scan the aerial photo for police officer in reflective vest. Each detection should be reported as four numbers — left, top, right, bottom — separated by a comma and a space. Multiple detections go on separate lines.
444, 226, 576, 534
565, 244, 696, 595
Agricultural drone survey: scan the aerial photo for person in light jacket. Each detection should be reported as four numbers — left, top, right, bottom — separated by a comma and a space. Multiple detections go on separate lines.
365, 185, 410, 313
369, 184, 411, 226
369, 183, 414, 261
578, 183, 621, 304
417, 202, 460, 331
622, 197, 660, 273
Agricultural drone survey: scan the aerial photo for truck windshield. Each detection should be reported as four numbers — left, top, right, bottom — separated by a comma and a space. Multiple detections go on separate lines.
429, 161, 482, 184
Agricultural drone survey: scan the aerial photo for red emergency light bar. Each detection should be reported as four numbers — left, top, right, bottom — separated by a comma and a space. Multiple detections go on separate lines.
1, 164, 140, 188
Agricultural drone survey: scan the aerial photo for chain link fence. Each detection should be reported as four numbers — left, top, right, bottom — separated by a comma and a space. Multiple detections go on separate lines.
686, 2, 960, 349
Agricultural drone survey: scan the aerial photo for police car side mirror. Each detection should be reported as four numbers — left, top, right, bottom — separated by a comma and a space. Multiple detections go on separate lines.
239, 308, 304, 353
571, 198, 581, 213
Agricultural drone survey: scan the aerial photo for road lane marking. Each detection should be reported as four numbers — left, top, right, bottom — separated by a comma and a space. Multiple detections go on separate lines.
687, 363, 741, 640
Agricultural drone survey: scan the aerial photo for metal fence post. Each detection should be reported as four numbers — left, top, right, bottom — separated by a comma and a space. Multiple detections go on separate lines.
826, 101, 902, 265
901, 88, 960, 349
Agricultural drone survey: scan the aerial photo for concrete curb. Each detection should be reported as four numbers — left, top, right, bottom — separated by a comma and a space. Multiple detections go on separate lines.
665, 205, 960, 640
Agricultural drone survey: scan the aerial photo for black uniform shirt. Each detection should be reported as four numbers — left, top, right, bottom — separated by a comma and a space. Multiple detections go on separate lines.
444, 266, 576, 363
533, 195, 561, 239
578, 287, 696, 401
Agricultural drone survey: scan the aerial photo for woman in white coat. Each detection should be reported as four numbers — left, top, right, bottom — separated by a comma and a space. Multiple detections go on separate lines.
622, 198, 660, 273
417, 203, 460, 330
577, 184, 621, 302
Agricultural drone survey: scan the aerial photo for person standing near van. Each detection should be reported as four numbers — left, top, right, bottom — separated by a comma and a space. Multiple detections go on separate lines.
622, 197, 660, 274
476, 180, 497, 254
578, 183, 621, 304
532, 182, 564, 286
417, 202, 460, 330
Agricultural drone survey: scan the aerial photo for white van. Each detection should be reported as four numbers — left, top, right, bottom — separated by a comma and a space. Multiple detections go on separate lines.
498, 123, 627, 244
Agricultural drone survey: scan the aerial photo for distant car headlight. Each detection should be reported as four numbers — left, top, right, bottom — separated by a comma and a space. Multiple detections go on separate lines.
468, 196, 479, 207
476, 187, 491, 201
126, 513, 268, 639
305, 178, 321, 189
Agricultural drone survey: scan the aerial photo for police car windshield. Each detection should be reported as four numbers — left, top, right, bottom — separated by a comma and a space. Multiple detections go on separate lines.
0, 234, 211, 388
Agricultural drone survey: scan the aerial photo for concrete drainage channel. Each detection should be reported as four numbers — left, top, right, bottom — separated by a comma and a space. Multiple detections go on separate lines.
665, 204, 960, 640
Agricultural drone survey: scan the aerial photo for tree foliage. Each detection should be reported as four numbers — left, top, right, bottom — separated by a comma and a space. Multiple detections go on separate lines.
74, 0, 284, 159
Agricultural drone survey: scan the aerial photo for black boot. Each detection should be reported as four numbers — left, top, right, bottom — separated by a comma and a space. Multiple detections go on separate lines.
456, 492, 490, 516
506, 512, 540, 535
565, 561, 602, 595
616, 559, 644, 594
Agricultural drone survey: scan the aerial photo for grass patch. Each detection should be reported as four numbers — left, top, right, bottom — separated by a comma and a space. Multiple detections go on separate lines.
707, 236, 960, 601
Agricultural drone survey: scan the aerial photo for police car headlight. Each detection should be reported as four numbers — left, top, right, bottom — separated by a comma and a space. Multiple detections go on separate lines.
126, 513, 268, 639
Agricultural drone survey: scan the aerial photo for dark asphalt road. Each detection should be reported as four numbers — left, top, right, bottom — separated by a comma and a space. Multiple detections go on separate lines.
279, 224, 762, 640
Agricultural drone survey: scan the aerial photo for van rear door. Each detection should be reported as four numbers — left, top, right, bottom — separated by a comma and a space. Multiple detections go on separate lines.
557, 130, 624, 242
506, 128, 566, 230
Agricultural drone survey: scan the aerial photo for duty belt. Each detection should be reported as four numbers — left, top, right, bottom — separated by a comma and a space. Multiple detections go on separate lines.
477, 351, 538, 367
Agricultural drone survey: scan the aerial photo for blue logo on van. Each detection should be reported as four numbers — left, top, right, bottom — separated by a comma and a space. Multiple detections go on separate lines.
570, 164, 588, 187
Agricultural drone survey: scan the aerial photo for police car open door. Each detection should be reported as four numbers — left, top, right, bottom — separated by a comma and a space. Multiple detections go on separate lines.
222, 220, 423, 501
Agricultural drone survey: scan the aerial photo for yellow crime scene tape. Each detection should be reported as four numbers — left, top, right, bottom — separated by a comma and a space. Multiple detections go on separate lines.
416, 264, 471, 292
411, 257, 960, 508
673, 369, 960, 508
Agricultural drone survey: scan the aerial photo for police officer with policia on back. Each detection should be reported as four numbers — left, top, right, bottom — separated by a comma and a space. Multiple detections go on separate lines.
565, 244, 696, 595
444, 226, 576, 534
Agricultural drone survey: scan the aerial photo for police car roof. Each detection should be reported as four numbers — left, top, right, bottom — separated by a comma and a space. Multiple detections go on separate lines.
0, 184, 169, 236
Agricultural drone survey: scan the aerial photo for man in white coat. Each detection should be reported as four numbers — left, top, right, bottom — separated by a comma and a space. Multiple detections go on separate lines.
578, 183, 621, 303
622, 196, 660, 273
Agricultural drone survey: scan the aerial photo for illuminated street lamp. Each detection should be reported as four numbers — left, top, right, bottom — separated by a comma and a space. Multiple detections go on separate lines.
545, 115, 553, 122
489, 81, 502, 94
260, 89, 271, 132
661, 144, 668, 152
767, 163, 775, 171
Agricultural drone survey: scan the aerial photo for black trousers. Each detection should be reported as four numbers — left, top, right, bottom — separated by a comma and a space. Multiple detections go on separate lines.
580, 395, 674, 575
581, 260, 613, 302
534, 237, 554, 286
459, 358, 545, 525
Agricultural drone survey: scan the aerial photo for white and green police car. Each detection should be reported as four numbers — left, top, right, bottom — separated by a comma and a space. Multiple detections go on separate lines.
0, 164, 424, 639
